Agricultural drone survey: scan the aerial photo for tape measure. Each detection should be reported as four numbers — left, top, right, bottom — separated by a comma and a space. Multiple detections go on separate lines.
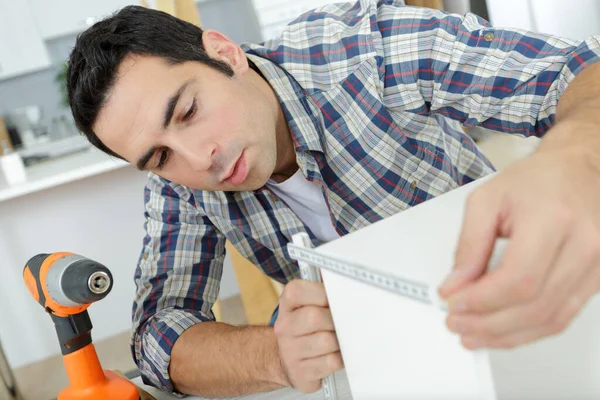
289, 233, 433, 307
292, 234, 340, 400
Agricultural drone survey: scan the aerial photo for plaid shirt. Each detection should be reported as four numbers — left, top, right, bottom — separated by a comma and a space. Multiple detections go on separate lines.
132, 0, 600, 393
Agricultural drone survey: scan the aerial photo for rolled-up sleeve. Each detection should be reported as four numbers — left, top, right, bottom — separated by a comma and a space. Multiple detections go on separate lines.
131, 172, 226, 395
375, 1, 600, 137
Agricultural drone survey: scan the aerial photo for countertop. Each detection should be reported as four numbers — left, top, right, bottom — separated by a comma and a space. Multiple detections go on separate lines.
0, 147, 129, 203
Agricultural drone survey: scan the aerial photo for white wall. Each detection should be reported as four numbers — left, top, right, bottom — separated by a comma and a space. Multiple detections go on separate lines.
0, 166, 239, 368
486, 0, 600, 40
529, 0, 600, 40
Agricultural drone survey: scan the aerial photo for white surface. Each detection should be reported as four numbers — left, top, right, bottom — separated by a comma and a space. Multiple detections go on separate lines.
485, 0, 535, 31
132, 370, 352, 400
0, 147, 128, 203
0, 153, 27, 186
0, 0, 51, 80
28, 0, 135, 39
267, 170, 340, 243
314, 174, 600, 399
486, 0, 600, 40
318, 176, 497, 400
529, 0, 600, 40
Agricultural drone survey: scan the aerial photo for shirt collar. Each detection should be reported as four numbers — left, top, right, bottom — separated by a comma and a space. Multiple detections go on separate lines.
243, 48, 324, 154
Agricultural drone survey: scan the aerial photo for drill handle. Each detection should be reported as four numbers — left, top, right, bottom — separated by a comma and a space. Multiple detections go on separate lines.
51, 311, 93, 356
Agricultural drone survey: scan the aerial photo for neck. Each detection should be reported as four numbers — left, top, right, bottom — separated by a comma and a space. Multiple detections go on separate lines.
271, 105, 298, 182
248, 65, 299, 184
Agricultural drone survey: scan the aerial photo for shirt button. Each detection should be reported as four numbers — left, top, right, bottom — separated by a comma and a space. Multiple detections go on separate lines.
410, 180, 418, 191
483, 32, 495, 42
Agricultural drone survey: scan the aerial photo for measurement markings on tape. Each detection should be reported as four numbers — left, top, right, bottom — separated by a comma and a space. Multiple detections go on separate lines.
288, 243, 432, 305
292, 234, 339, 400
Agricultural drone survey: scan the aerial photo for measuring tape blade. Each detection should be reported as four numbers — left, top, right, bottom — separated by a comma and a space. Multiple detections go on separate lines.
288, 242, 432, 306
292, 233, 339, 400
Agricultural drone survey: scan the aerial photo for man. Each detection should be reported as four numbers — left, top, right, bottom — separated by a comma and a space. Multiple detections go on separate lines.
66, 0, 600, 397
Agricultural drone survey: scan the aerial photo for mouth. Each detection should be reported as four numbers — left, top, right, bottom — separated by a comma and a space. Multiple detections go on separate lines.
222, 150, 248, 186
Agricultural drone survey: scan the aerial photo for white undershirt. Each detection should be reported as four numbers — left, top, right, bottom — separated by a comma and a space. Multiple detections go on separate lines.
267, 170, 340, 243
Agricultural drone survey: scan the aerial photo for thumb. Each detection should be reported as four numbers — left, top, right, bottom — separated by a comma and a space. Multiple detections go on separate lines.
438, 188, 501, 299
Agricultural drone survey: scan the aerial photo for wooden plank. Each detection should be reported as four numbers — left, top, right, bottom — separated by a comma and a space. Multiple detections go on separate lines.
226, 242, 279, 325
405, 0, 444, 9
0, 117, 14, 156
154, 0, 201, 26
212, 299, 222, 322
174, 0, 202, 26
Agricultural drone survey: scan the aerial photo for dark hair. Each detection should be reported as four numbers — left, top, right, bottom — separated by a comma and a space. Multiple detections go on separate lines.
66, 5, 234, 159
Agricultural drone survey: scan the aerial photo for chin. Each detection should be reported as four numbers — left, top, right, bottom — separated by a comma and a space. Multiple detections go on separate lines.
242, 158, 276, 190
239, 175, 270, 191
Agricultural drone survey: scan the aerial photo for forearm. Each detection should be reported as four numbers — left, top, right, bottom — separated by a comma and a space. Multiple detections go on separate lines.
538, 62, 600, 159
169, 321, 288, 397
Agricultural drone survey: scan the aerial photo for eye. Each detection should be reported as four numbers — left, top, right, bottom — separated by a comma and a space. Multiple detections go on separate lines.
156, 148, 170, 170
182, 98, 197, 122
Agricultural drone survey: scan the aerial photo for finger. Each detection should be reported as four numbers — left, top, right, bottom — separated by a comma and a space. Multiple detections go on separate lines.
285, 305, 335, 336
446, 215, 564, 314
447, 227, 586, 337
461, 263, 600, 350
526, 222, 596, 323
461, 294, 590, 350
297, 351, 344, 383
295, 331, 340, 359
279, 280, 328, 313
439, 187, 501, 299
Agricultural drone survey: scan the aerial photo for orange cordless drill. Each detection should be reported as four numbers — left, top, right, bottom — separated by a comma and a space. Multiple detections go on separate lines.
23, 252, 140, 400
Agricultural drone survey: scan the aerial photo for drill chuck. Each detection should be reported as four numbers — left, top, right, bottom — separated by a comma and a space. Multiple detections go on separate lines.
50, 255, 113, 305
24, 253, 113, 316
88, 270, 111, 294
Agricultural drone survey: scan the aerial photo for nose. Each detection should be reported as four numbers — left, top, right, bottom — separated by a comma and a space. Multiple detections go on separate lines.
174, 140, 217, 172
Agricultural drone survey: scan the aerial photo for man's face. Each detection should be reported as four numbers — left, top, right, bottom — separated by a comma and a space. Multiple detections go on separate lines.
94, 32, 285, 191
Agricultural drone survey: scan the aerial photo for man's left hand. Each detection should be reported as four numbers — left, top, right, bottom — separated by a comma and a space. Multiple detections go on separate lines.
438, 124, 600, 350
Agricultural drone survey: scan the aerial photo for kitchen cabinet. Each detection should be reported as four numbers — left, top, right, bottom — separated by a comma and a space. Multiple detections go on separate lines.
28, 0, 135, 40
0, 0, 51, 80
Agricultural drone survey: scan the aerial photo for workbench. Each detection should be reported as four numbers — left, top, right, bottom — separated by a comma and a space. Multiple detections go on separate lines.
131, 370, 352, 400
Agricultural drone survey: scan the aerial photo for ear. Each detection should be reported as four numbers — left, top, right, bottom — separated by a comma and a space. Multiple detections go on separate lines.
202, 30, 249, 75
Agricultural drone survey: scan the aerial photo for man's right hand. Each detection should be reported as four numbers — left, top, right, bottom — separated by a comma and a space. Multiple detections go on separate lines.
273, 279, 344, 393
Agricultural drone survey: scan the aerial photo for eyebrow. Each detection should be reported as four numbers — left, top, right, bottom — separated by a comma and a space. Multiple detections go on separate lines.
135, 79, 194, 171
136, 145, 159, 171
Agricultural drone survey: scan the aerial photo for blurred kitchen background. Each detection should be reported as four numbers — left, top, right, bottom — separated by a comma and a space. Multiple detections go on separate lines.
1, 0, 599, 399
2, 0, 600, 165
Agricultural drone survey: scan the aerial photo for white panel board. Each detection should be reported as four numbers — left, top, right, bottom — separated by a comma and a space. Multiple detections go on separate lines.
315, 174, 600, 399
